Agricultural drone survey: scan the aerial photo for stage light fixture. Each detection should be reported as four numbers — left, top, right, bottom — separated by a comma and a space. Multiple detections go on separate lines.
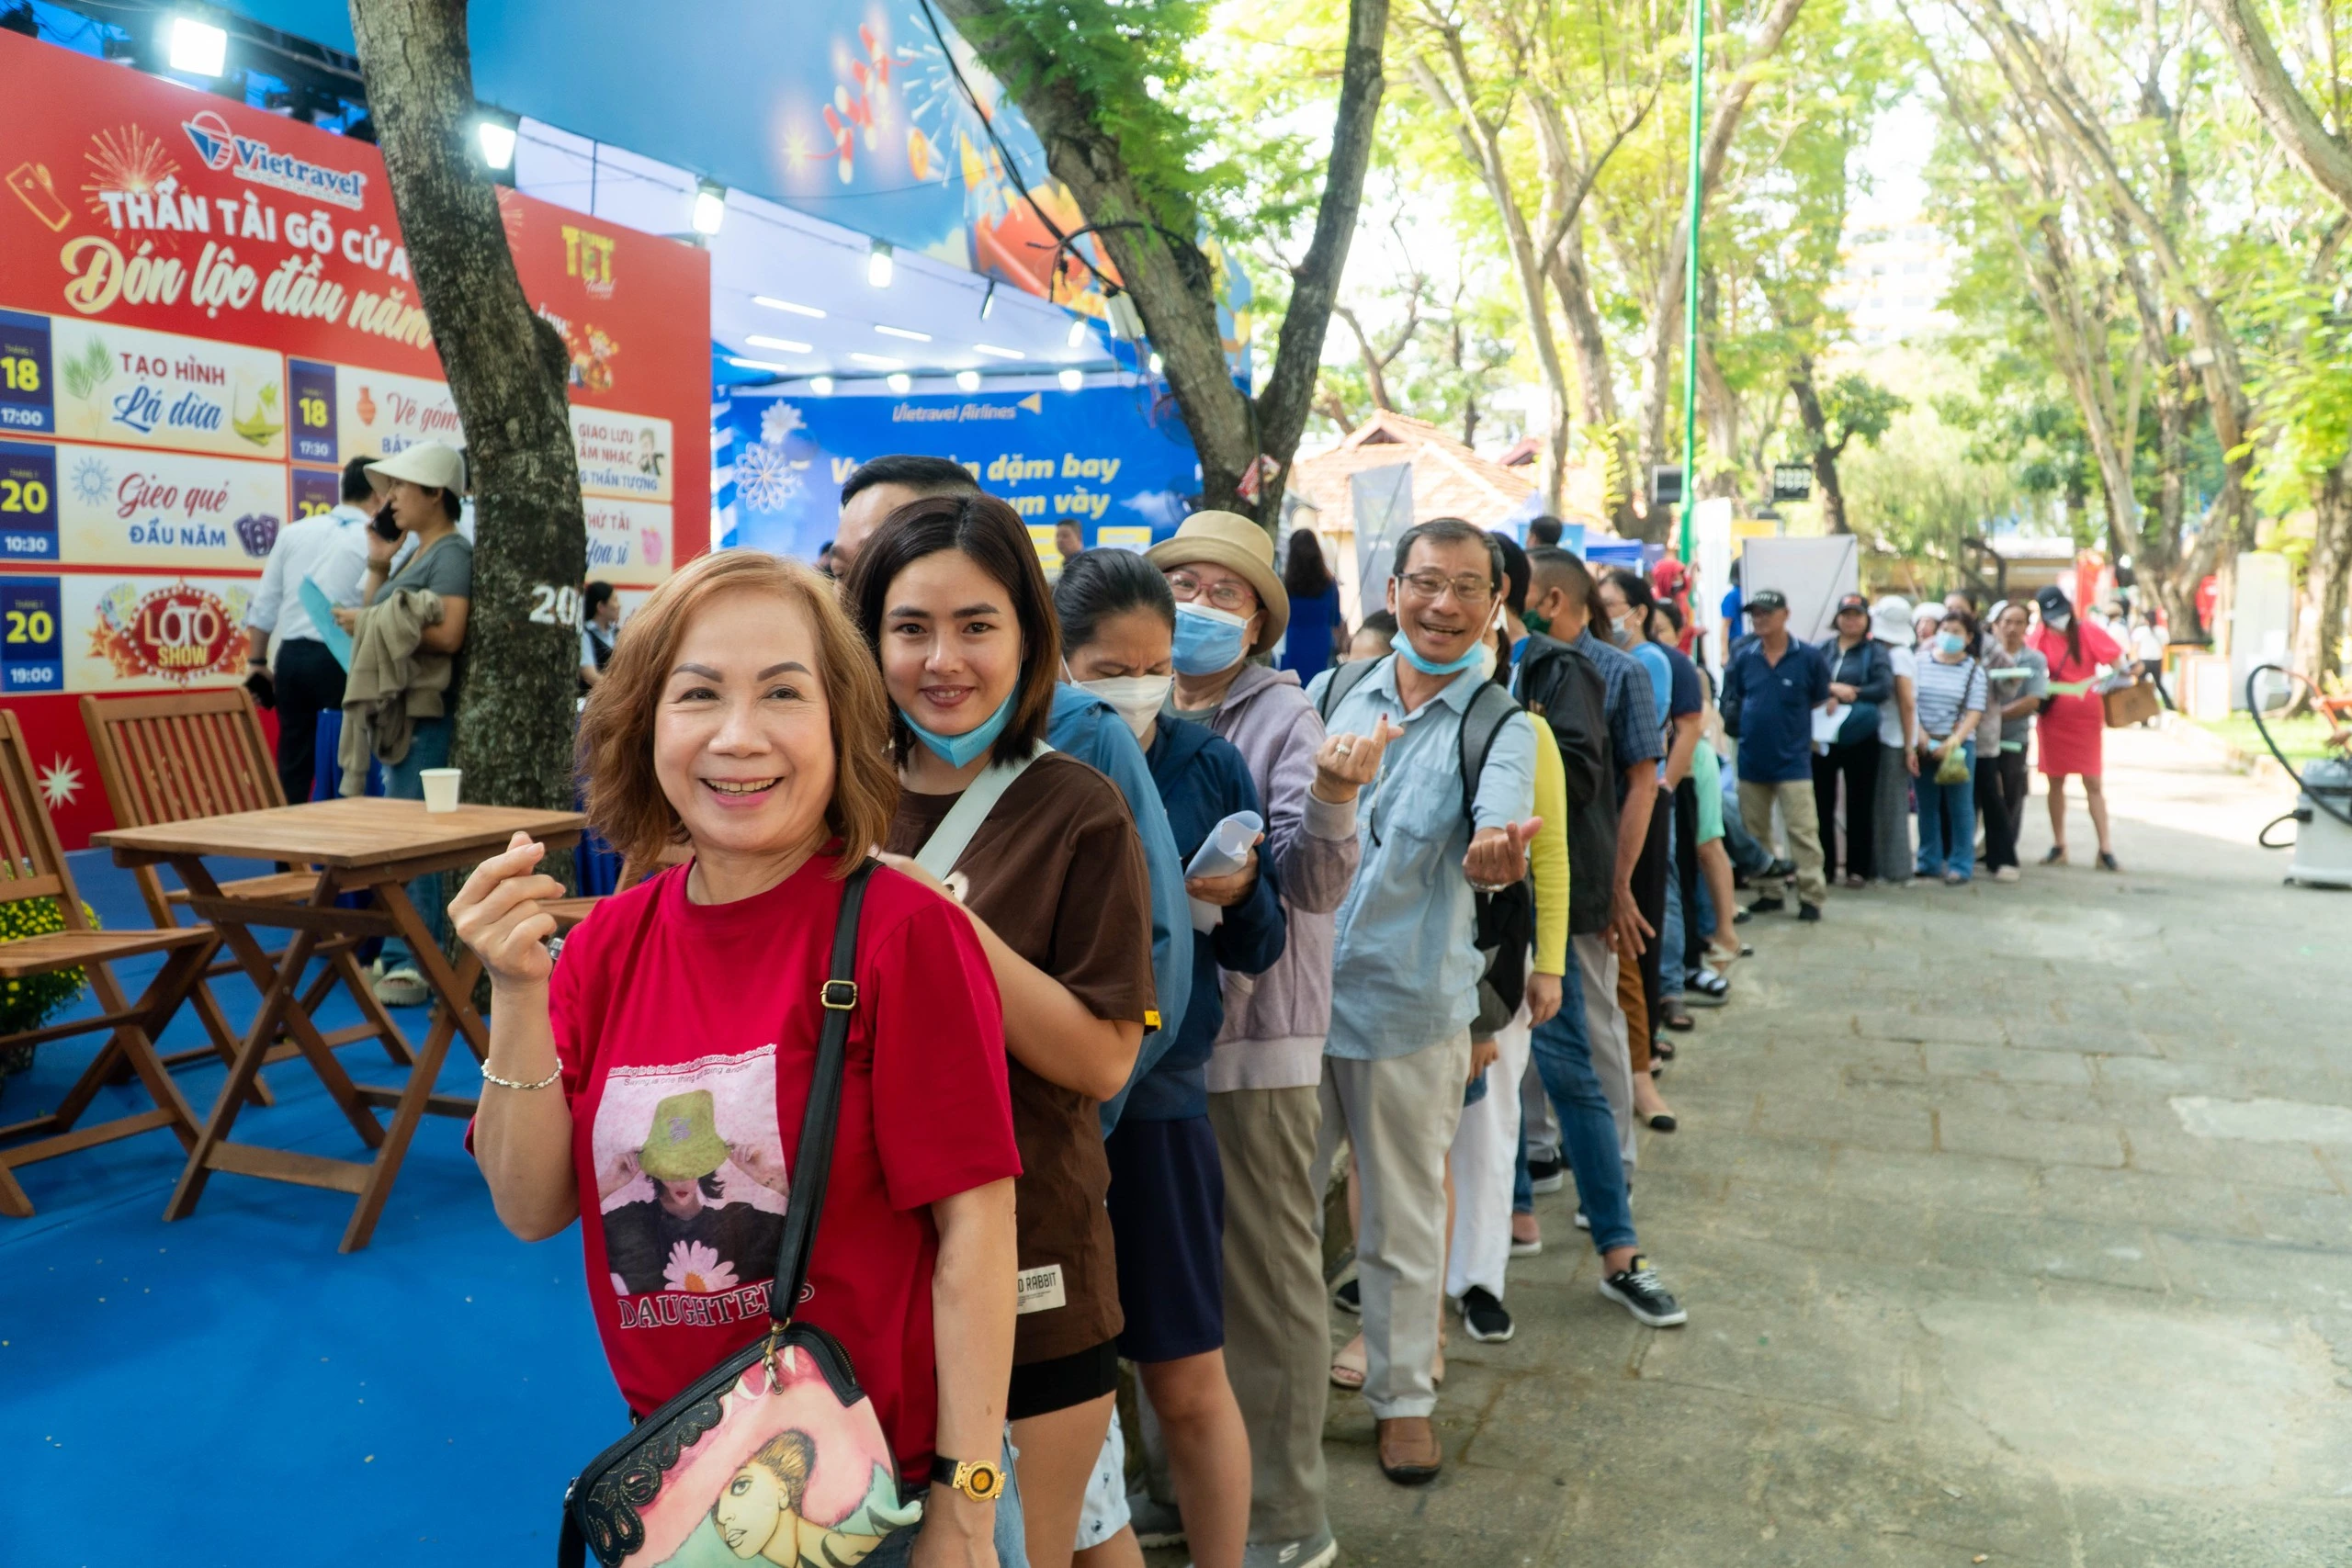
875, 324, 932, 342
1067, 318, 1088, 348
809, 377, 835, 395
691, 180, 727, 237
980, 281, 998, 321
867, 241, 895, 288
747, 335, 812, 354
168, 15, 228, 75
956, 370, 982, 392
888, 373, 913, 393
1059, 368, 1085, 392
754, 297, 826, 318
473, 114, 517, 172
973, 344, 1025, 360
726, 356, 792, 373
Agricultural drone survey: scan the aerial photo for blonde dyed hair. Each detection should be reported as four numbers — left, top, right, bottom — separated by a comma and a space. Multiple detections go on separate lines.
577, 551, 897, 875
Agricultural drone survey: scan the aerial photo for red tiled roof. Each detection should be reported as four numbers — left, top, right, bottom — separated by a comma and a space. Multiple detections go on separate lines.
1290, 410, 1610, 535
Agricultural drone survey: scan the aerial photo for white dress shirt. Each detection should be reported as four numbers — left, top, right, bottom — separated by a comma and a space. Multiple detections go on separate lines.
247, 503, 374, 646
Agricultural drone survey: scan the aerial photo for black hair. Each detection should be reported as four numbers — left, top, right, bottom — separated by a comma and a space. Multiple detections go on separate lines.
583, 581, 616, 615
842, 491, 1060, 768
1391, 516, 1503, 590
839, 453, 980, 507
1283, 528, 1334, 599
698, 1172, 723, 1201
1357, 608, 1398, 640
1939, 605, 1981, 647
1602, 566, 1655, 614
1527, 515, 1565, 548
1490, 531, 1531, 615
1054, 547, 1175, 650
1657, 600, 1686, 634
2039, 587, 2084, 665
430, 485, 462, 523
1527, 546, 1606, 630
342, 455, 378, 503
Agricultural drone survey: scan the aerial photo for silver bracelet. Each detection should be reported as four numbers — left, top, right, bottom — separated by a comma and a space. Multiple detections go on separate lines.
481, 1062, 562, 1091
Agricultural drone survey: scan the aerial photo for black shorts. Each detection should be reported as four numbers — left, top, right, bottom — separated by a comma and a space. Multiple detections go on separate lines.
1006, 1337, 1120, 1421
1104, 1113, 1226, 1364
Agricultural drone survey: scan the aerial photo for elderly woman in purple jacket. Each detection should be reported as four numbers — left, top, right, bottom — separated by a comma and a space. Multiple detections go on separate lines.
1144, 513, 1375, 1568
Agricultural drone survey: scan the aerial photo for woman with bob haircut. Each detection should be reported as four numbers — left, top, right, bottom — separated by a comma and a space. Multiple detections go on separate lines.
844, 494, 1159, 1568
456, 549, 1024, 1568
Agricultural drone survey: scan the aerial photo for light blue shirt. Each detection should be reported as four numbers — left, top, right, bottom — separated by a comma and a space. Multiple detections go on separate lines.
246, 503, 372, 645
1047, 682, 1193, 1131
1307, 656, 1537, 1060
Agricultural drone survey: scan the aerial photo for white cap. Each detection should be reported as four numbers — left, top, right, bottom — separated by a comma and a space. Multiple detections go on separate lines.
366, 441, 468, 497
1869, 594, 1914, 646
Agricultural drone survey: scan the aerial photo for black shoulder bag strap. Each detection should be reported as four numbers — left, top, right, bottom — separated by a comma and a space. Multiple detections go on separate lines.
768, 858, 876, 1328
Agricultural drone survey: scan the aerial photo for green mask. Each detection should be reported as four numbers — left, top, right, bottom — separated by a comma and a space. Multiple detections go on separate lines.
1521, 608, 1551, 637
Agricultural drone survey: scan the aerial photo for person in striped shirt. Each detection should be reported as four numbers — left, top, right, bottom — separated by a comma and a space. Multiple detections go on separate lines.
1912, 609, 1988, 884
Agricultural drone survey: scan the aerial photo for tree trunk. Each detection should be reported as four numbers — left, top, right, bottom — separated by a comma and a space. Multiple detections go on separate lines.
1547, 227, 1639, 533
1787, 355, 1849, 534
348, 0, 586, 823
2305, 460, 2352, 686
939, 0, 1385, 530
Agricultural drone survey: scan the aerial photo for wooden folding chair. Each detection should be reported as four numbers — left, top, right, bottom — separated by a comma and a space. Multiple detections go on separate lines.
0, 709, 214, 1218
542, 849, 665, 934
79, 691, 413, 1092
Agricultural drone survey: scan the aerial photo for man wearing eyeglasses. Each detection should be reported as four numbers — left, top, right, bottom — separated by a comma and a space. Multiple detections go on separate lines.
1306, 518, 1540, 1487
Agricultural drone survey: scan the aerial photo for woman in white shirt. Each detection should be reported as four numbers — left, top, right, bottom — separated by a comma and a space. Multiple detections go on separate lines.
1868, 597, 1920, 887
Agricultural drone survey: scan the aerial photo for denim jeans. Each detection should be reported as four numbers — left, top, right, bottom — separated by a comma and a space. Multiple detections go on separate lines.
1914, 739, 1976, 881
862, 1429, 1030, 1568
379, 716, 453, 971
1524, 958, 1638, 1256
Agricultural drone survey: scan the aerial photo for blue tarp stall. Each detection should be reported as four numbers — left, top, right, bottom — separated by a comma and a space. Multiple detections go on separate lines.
718, 385, 1198, 562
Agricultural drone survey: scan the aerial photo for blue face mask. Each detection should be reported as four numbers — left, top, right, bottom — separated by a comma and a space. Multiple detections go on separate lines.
899, 691, 1016, 768
1391, 627, 1487, 677
1937, 633, 1967, 656
1171, 603, 1250, 675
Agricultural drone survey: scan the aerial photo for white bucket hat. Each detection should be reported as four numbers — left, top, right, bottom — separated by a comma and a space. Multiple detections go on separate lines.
1868, 594, 1915, 646
366, 441, 469, 497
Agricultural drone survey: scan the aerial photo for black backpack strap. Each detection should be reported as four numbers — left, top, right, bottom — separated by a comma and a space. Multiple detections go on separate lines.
1456, 679, 1525, 829
1315, 656, 1383, 725
768, 859, 876, 1328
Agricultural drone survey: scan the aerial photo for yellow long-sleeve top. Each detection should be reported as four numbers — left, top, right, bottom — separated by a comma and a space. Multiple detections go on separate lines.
1526, 711, 1570, 976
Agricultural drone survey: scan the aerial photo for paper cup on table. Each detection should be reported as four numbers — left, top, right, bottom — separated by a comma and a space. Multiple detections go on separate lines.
420, 768, 462, 813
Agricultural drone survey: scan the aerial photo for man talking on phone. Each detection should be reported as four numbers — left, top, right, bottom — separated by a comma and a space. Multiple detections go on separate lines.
243, 455, 385, 805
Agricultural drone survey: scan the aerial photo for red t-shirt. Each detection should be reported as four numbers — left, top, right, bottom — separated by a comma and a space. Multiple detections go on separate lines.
543, 853, 1021, 1482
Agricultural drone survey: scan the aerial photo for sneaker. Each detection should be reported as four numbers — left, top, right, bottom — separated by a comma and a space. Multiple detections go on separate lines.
1574, 1209, 1591, 1231
1333, 1277, 1361, 1314
1510, 1214, 1544, 1257
1747, 896, 1785, 916
372, 964, 430, 1008
1994, 866, 2020, 883
1797, 902, 1823, 923
1528, 1156, 1566, 1194
1733, 907, 1754, 924
1127, 1492, 1185, 1550
1242, 1529, 1338, 1568
1765, 857, 1797, 881
1599, 1256, 1688, 1326
1457, 1285, 1515, 1343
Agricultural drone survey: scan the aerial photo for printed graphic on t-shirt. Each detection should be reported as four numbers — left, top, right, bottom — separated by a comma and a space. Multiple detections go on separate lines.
594, 1045, 791, 1328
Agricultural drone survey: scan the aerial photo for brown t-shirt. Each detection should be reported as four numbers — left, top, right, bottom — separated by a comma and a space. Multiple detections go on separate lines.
885, 749, 1156, 1364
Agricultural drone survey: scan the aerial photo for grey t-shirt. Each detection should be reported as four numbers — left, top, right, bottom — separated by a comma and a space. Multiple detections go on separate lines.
371, 532, 472, 693
1982, 643, 2048, 751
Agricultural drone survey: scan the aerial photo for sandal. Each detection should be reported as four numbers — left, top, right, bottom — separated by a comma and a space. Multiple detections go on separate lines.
2096, 851, 2120, 872
2041, 845, 2067, 865
1330, 1336, 1366, 1391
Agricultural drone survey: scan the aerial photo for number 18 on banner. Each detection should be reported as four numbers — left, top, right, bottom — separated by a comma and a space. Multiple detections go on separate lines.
0, 309, 54, 435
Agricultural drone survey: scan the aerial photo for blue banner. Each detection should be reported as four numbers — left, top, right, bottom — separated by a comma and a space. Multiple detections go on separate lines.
720, 385, 1198, 563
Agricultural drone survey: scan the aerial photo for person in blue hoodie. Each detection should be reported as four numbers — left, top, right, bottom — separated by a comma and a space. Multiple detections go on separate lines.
1056, 547, 1285, 1568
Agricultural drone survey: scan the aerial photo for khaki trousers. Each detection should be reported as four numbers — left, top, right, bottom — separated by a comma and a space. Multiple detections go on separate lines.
1206, 1087, 1330, 1543
1738, 776, 1829, 907
1311, 1035, 1471, 1420
1574, 933, 1637, 1167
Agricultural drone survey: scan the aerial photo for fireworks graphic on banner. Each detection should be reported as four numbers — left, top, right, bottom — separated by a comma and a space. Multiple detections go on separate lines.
761, 403, 807, 446
39, 756, 82, 810
83, 124, 179, 220
733, 439, 805, 513
71, 455, 111, 506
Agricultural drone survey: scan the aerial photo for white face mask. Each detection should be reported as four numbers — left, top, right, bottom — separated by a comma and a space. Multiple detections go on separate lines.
1077, 674, 1172, 740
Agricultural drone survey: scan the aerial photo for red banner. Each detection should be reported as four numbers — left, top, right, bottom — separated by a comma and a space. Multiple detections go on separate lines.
0, 31, 709, 847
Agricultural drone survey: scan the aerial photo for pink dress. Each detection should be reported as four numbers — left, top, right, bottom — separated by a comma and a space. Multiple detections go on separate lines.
2030, 621, 2122, 777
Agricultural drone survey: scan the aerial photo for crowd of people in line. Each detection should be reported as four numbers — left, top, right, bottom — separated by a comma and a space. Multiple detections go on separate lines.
250, 443, 2146, 1568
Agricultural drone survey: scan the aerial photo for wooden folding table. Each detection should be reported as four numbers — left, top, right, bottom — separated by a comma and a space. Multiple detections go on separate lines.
95, 798, 583, 1251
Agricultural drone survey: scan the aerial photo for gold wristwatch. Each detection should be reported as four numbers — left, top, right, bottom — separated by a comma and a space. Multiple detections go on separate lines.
930, 1455, 1004, 1502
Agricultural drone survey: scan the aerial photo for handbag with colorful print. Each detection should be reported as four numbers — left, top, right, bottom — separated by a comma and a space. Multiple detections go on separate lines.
558, 863, 921, 1567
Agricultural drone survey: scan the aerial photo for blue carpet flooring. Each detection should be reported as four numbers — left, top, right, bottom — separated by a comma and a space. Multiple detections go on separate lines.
3, 852, 619, 1567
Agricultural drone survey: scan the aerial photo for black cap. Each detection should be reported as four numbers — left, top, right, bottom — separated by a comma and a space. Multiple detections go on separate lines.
2034, 584, 2072, 615
1745, 588, 1789, 615
1836, 592, 1869, 615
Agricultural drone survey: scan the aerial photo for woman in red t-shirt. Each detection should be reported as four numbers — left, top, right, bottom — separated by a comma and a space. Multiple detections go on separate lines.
456, 550, 1023, 1568
844, 493, 1159, 1568
2027, 584, 2125, 870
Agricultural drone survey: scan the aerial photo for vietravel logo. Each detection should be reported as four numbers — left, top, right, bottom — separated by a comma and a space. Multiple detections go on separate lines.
180, 111, 369, 209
